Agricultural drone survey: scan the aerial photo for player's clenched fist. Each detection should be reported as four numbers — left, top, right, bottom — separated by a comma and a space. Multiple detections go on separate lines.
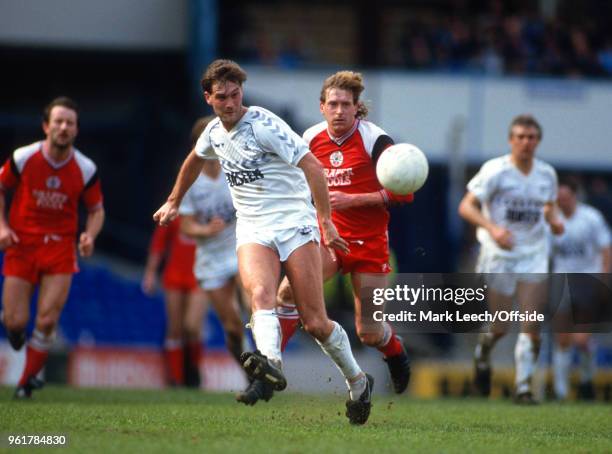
153, 201, 179, 226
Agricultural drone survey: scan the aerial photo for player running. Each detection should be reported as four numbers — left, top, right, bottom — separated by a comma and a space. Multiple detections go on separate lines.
0, 97, 105, 399
275, 71, 412, 395
551, 178, 610, 400
458, 114, 564, 404
154, 60, 374, 424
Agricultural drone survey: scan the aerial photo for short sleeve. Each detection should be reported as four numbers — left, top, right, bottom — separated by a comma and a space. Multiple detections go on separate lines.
194, 125, 216, 159
82, 175, 104, 211
592, 209, 611, 248
467, 162, 496, 202
0, 157, 19, 191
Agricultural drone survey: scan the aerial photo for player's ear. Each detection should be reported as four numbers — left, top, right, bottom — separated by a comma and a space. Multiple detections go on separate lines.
204, 92, 212, 106
319, 102, 325, 115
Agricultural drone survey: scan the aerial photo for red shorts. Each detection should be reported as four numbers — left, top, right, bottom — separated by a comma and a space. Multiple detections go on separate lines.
335, 234, 391, 274
2, 235, 79, 284
162, 269, 198, 293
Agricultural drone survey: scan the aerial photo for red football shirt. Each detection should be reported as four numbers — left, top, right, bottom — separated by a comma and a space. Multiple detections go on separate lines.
0, 142, 103, 238
303, 120, 393, 239
149, 218, 197, 285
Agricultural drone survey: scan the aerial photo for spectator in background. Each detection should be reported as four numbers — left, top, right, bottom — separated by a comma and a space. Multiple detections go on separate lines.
142, 117, 211, 388
0, 97, 105, 399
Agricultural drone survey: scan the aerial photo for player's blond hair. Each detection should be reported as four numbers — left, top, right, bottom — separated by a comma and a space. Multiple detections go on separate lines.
320, 71, 369, 119
509, 114, 543, 140
190, 115, 215, 147
200, 59, 247, 94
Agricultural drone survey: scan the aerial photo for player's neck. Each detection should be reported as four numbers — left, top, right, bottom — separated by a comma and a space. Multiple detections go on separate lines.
509, 154, 533, 175
561, 205, 576, 218
43, 140, 73, 163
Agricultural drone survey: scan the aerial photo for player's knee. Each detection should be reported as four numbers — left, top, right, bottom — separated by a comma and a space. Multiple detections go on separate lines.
357, 331, 381, 347
249, 285, 275, 310
2, 312, 28, 332
35, 316, 58, 335
301, 317, 328, 340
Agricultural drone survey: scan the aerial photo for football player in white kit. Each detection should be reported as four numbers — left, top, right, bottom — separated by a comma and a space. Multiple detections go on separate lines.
154, 60, 373, 425
178, 133, 246, 368
551, 179, 610, 400
458, 114, 564, 404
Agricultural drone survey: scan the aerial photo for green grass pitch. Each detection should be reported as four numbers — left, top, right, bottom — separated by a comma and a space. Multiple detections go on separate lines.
1, 386, 610, 453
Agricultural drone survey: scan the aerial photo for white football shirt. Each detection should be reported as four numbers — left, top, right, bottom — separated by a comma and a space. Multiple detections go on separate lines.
194, 106, 317, 231
179, 172, 237, 282
552, 203, 610, 273
467, 155, 558, 258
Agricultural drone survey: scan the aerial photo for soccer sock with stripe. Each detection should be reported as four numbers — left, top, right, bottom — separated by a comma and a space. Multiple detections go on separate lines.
376, 322, 403, 357
18, 329, 52, 386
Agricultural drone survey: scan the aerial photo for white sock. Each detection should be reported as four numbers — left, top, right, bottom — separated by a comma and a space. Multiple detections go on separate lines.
316, 321, 364, 399
30, 329, 54, 351
515, 333, 538, 394
578, 344, 596, 383
250, 309, 282, 365
553, 346, 572, 399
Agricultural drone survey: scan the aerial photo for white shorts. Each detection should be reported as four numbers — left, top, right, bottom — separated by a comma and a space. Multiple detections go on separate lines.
476, 249, 548, 296
236, 224, 320, 262
194, 246, 238, 291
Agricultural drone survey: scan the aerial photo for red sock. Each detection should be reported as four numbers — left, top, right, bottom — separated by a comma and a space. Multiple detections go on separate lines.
165, 345, 184, 385
277, 304, 300, 352
186, 341, 203, 369
377, 333, 404, 358
18, 345, 49, 386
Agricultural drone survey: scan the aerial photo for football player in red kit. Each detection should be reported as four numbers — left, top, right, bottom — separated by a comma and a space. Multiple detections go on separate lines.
0, 97, 105, 398
275, 71, 412, 396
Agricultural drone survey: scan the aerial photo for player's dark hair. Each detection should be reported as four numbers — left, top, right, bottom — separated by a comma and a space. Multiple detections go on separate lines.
200, 59, 247, 94
559, 176, 580, 194
43, 96, 79, 123
190, 115, 215, 147
320, 71, 369, 119
508, 114, 542, 140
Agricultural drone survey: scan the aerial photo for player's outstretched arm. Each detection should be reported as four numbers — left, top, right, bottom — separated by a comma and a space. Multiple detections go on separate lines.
298, 153, 349, 257
79, 207, 105, 257
329, 189, 413, 211
154, 150, 205, 226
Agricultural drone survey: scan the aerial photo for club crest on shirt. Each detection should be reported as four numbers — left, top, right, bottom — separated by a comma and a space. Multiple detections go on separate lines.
329, 151, 343, 168
46, 175, 61, 189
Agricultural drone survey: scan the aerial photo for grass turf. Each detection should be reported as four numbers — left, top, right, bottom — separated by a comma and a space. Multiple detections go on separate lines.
1, 385, 610, 453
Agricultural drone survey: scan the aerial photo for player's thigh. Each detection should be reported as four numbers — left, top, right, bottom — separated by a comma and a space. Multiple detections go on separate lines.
1, 276, 35, 328
237, 243, 281, 310
36, 274, 72, 327
284, 241, 327, 322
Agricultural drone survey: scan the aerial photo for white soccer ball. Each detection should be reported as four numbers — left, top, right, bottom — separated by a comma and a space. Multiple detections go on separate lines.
376, 143, 429, 195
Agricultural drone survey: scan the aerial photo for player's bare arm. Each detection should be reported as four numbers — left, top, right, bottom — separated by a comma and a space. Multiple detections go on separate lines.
329, 191, 384, 210
154, 150, 205, 225
602, 247, 611, 273
79, 207, 105, 257
0, 190, 19, 249
544, 201, 564, 235
180, 215, 226, 239
297, 152, 349, 256
458, 191, 513, 250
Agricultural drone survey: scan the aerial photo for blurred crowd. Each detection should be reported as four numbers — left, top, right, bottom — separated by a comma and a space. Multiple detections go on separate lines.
389, 11, 612, 77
